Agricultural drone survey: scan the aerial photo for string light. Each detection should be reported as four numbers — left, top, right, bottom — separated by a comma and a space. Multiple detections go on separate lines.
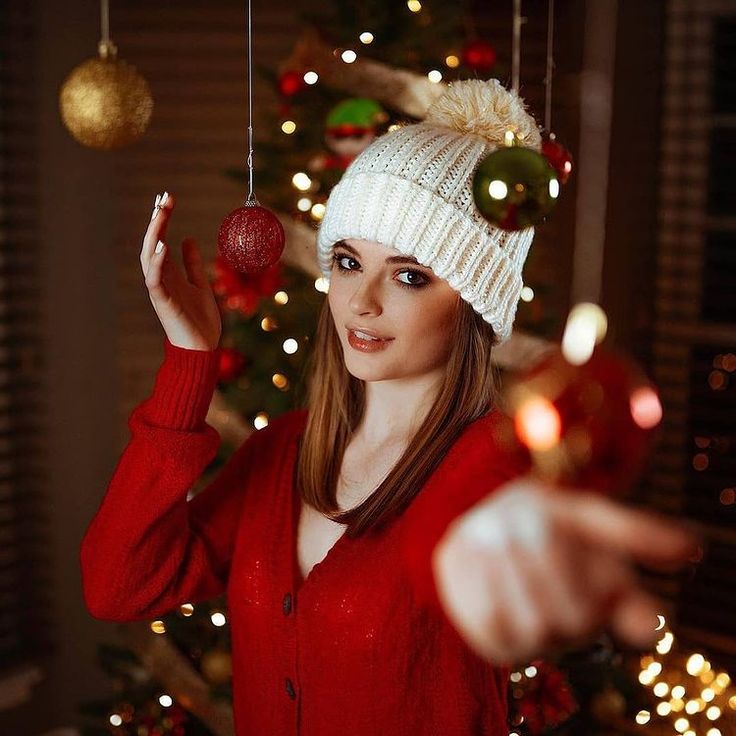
210, 611, 227, 626
303, 70, 318, 84
158, 694, 173, 707
314, 277, 329, 293
341, 49, 357, 63
281, 120, 296, 134
253, 412, 269, 430
407, 0, 422, 11
274, 291, 288, 305
282, 338, 298, 355
427, 69, 443, 83
445, 54, 460, 68
297, 197, 312, 212
359, 31, 374, 44
292, 172, 312, 191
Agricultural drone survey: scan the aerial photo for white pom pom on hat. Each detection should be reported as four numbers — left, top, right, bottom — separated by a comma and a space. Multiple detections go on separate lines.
316, 78, 541, 345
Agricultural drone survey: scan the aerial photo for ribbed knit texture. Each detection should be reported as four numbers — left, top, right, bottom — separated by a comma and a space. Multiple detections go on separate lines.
80, 343, 531, 735
316, 79, 542, 345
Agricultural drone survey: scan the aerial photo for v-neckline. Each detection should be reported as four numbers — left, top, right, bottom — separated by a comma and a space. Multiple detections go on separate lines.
289, 429, 349, 594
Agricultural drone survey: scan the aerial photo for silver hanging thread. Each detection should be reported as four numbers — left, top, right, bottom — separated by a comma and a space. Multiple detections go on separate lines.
511, 0, 522, 93
98, 0, 117, 59
544, 0, 555, 133
245, 0, 258, 206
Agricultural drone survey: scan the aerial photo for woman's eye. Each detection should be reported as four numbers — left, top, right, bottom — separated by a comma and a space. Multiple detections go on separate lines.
332, 253, 427, 289
397, 270, 427, 287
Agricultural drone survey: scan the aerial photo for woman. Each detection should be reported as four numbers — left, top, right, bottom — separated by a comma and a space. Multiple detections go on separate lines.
80, 80, 699, 735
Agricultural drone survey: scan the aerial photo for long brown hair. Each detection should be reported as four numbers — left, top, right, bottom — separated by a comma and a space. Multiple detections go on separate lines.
295, 293, 499, 537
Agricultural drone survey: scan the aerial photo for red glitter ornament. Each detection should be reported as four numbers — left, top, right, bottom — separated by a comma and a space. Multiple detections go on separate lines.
462, 39, 497, 72
542, 133, 574, 185
278, 69, 305, 97
500, 346, 663, 496
217, 346, 248, 382
217, 203, 285, 274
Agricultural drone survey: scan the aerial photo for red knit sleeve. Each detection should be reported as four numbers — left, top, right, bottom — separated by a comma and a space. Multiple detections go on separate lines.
401, 410, 531, 618
80, 336, 263, 622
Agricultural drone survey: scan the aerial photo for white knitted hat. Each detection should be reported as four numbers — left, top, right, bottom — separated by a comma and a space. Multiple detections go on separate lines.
316, 78, 542, 344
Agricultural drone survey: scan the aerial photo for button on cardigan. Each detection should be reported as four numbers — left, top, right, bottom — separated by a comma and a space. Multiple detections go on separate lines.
80, 336, 531, 735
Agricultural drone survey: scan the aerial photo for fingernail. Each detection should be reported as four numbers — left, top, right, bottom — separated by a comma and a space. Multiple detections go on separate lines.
154, 193, 162, 207
155, 240, 164, 254
160, 191, 169, 207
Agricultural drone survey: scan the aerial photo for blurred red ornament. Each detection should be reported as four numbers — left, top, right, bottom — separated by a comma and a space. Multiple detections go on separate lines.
218, 347, 248, 382
501, 346, 663, 495
278, 69, 305, 97
542, 133, 574, 185
512, 659, 578, 735
212, 253, 283, 316
217, 203, 285, 274
462, 40, 497, 71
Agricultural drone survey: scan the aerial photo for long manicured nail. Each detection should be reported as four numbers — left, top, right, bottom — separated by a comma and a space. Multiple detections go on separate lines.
150, 193, 162, 221
159, 191, 169, 207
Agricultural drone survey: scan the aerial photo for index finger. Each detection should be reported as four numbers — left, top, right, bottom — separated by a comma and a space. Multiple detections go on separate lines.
141, 191, 176, 275
556, 491, 704, 570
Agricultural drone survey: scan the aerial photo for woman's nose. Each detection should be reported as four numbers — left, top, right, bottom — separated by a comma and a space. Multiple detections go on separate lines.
348, 274, 383, 314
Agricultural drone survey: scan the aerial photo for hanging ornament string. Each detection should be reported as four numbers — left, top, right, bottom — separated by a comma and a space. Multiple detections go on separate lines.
246, 0, 257, 205
216, 0, 285, 274
540, 0, 574, 186
511, 0, 522, 94
101, 0, 109, 47
544, 0, 554, 133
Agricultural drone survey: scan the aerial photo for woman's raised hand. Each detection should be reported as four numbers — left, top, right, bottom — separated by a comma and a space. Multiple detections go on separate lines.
432, 477, 702, 667
140, 192, 222, 352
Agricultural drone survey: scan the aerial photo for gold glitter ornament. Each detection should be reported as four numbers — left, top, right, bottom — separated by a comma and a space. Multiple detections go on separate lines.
59, 40, 153, 150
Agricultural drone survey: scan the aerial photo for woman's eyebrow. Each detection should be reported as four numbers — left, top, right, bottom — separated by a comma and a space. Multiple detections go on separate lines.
335, 241, 422, 266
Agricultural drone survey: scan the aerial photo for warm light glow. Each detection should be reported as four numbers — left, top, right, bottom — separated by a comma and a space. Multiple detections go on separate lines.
706, 706, 721, 720
562, 302, 608, 365
630, 385, 663, 429
524, 666, 537, 678
648, 662, 663, 676
640, 670, 656, 686
314, 276, 330, 293
272, 373, 288, 390
520, 286, 535, 302
702, 688, 715, 702
283, 338, 299, 355
549, 178, 560, 198
303, 70, 319, 84
281, 120, 296, 134
260, 316, 277, 331
654, 682, 670, 697
210, 611, 227, 627
687, 654, 706, 676
657, 702, 672, 716
488, 180, 508, 200
359, 31, 374, 44
715, 673, 731, 689
297, 197, 312, 212
274, 290, 289, 305
706, 729, 722, 736
254, 412, 269, 430
657, 631, 674, 655
685, 700, 700, 714
311, 203, 326, 220
445, 54, 460, 68
672, 685, 686, 699
729, 695, 736, 710
510, 671, 523, 683
670, 698, 685, 712
159, 694, 173, 707
341, 49, 357, 63
515, 396, 561, 451
428, 69, 443, 83
179, 603, 194, 616
504, 130, 516, 146
674, 718, 690, 733
635, 710, 650, 725
292, 172, 312, 191
109, 714, 123, 726
150, 620, 166, 634
407, 0, 422, 11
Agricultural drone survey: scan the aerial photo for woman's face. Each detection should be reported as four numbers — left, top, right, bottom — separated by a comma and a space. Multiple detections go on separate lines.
327, 238, 460, 383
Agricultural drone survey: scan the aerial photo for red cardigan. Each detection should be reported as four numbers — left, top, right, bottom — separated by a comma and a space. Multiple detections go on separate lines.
80, 337, 530, 735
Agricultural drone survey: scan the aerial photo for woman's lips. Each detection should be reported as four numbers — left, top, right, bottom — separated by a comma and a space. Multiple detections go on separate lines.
347, 328, 394, 352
